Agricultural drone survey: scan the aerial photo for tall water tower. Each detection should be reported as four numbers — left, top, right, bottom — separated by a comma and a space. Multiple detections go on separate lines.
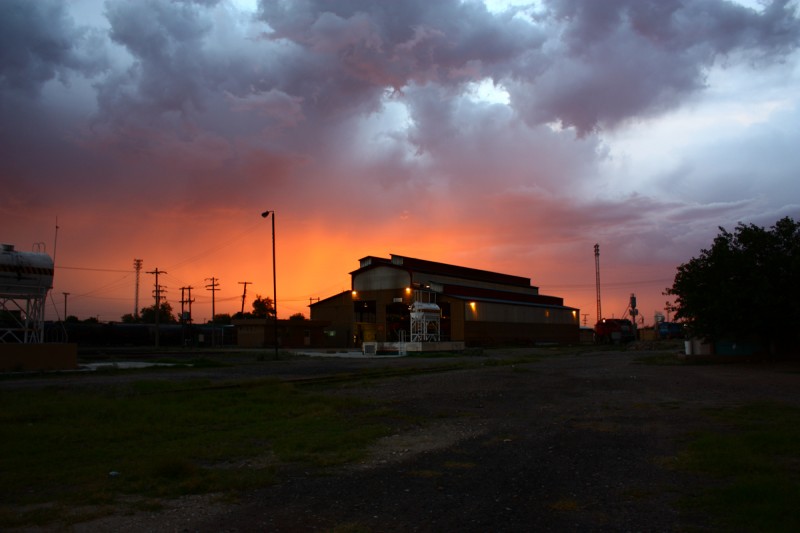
0, 243, 55, 343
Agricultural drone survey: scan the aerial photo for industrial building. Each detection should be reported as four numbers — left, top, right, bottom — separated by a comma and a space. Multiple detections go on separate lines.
310, 254, 579, 350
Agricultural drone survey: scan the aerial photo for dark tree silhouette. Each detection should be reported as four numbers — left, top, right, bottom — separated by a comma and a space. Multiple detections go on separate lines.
251, 294, 275, 318
139, 301, 177, 324
666, 216, 800, 353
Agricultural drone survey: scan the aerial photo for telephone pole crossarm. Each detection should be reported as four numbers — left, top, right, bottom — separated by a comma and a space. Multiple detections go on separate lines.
206, 277, 220, 346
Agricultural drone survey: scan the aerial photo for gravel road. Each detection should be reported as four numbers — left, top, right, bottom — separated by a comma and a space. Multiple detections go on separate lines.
13, 347, 800, 532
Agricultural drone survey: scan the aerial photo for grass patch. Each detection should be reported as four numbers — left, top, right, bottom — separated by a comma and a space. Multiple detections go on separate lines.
549, 498, 581, 511
153, 357, 230, 368
443, 461, 476, 469
406, 469, 442, 478
0, 379, 392, 527
330, 522, 373, 533
676, 402, 800, 532
406, 351, 467, 358
633, 353, 686, 365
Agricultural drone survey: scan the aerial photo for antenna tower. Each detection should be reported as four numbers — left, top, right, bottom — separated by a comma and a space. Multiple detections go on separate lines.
594, 243, 602, 323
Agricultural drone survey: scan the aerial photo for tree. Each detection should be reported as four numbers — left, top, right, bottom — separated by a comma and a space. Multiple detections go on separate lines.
251, 294, 275, 318
120, 313, 139, 323
289, 312, 306, 321
139, 301, 177, 324
666, 217, 800, 352
212, 313, 232, 325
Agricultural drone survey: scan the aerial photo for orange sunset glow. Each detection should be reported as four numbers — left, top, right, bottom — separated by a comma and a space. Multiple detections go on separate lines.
3, 0, 800, 327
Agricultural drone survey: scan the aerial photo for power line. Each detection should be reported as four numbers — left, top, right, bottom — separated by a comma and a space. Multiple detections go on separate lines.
58, 265, 132, 273
69, 294, 138, 302
70, 273, 134, 300
165, 221, 262, 271
542, 278, 673, 290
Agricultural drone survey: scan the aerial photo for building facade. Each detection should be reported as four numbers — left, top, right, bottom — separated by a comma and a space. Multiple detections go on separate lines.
310, 254, 579, 347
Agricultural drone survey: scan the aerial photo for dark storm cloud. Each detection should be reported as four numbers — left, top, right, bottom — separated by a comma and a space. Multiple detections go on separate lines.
7, 0, 789, 157
232, 0, 547, 137
3, 0, 797, 140
3, 0, 799, 210
0, 0, 107, 94
258, 0, 542, 88
508, 0, 800, 134
246, 0, 800, 138
99, 0, 247, 124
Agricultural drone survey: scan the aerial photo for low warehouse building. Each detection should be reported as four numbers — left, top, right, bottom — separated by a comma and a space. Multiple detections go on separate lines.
310, 254, 579, 349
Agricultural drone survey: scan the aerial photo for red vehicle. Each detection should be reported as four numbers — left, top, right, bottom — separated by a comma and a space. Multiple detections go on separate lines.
594, 318, 636, 344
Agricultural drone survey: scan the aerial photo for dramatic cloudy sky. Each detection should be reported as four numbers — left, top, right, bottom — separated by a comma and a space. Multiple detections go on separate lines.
2, 0, 799, 325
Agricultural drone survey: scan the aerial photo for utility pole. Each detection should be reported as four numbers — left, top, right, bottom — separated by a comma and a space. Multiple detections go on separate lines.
62, 292, 70, 320
180, 286, 187, 323
133, 259, 143, 318
147, 268, 166, 348
238, 281, 252, 314
594, 243, 602, 324
187, 286, 193, 322
581, 313, 589, 327
180, 286, 195, 323
179, 286, 195, 347
206, 277, 219, 346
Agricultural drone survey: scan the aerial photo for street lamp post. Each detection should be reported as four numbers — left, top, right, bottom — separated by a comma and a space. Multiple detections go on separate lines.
261, 210, 278, 359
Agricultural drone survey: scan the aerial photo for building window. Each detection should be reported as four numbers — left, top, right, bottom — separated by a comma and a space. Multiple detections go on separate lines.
354, 300, 376, 323
385, 302, 410, 341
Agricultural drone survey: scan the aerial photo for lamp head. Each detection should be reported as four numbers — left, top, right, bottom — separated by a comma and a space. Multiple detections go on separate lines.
261, 210, 272, 218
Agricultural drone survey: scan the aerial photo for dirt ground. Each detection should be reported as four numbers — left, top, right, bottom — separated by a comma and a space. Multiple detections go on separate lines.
15, 346, 800, 532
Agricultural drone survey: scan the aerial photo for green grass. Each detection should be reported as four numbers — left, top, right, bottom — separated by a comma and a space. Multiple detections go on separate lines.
676, 402, 800, 532
0, 379, 392, 527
